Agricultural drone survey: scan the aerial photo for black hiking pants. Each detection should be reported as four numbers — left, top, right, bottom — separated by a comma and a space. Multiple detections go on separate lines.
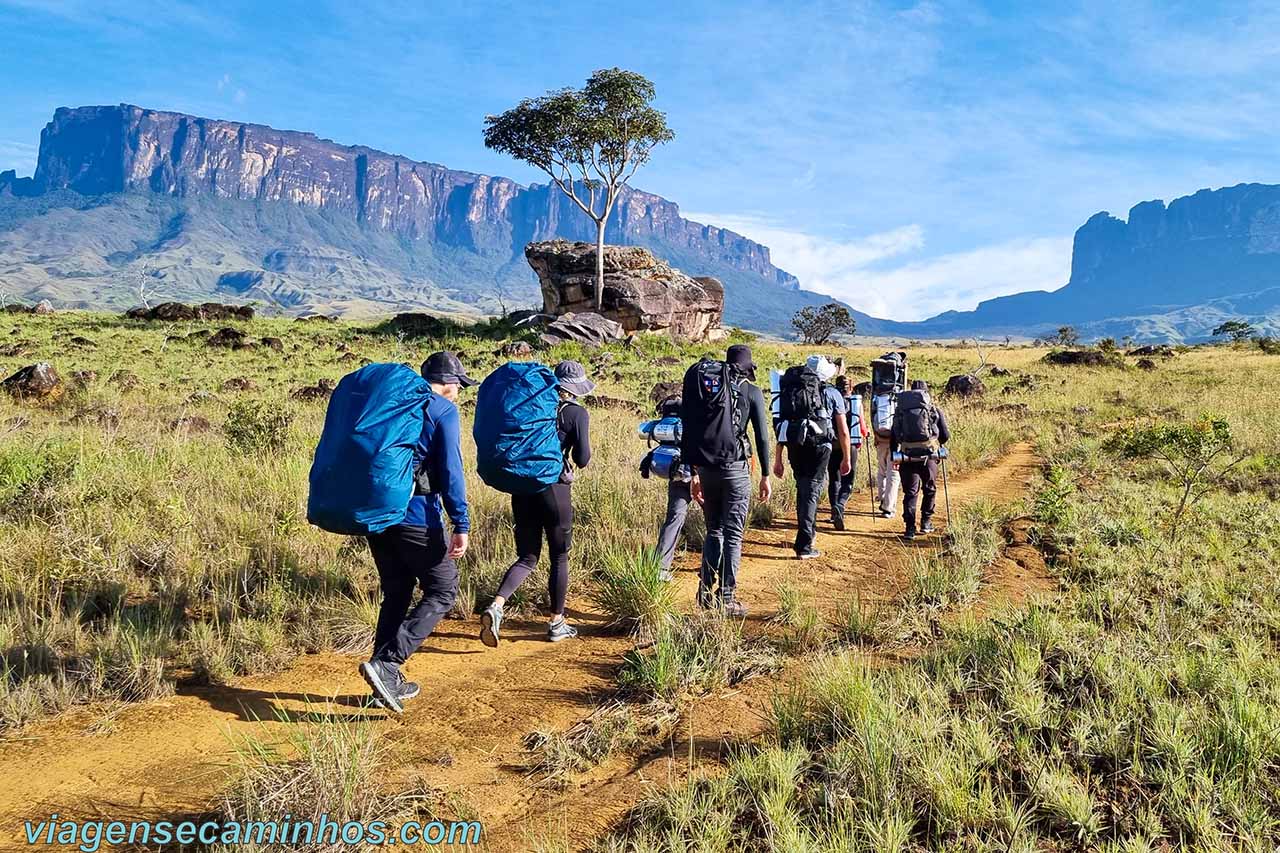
368, 524, 458, 665
497, 482, 573, 614
791, 444, 832, 555
900, 456, 938, 534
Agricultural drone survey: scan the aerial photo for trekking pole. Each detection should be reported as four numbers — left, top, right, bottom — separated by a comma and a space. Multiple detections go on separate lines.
866, 443, 875, 520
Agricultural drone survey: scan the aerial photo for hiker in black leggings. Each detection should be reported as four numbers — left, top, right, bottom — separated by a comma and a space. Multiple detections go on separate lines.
480, 360, 593, 645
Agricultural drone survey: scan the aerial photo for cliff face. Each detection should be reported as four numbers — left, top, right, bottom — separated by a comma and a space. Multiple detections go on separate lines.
26, 104, 797, 288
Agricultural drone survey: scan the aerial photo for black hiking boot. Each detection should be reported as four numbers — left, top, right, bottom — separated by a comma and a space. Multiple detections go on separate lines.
832, 514, 845, 531
902, 528, 917, 542
360, 659, 404, 714
796, 548, 821, 560
371, 677, 420, 710
920, 520, 936, 534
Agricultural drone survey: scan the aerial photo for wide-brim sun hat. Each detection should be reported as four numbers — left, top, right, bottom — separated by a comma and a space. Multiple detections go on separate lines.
554, 360, 595, 397
806, 354, 838, 382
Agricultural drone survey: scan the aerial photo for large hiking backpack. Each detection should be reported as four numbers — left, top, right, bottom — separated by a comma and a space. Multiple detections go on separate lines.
681, 358, 749, 468
870, 393, 896, 439
474, 362, 564, 495
893, 388, 940, 456
307, 363, 435, 536
776, 365, 831, 448
871, 351, 907, 394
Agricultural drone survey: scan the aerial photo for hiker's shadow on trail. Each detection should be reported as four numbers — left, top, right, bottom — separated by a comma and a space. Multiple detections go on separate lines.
180, 684, 384, 724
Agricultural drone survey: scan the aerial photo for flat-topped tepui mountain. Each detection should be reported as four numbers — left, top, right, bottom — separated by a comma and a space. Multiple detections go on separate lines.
876, 182, 1280, 342
0, 104, 834, 331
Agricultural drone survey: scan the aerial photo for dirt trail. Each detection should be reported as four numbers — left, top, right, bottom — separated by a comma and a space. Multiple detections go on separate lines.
0, 444, 1047, 850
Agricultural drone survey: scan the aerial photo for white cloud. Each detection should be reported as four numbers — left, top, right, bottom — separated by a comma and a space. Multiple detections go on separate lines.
233, 88, 247, 104
217, 73, 231, 91
0, 140, 39, 175
686, 212, 1071, 322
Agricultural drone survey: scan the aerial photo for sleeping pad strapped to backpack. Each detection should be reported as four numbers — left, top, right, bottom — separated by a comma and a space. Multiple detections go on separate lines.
307, 362, 435, 536
681, 358, 750, 468
473, 362, 564, 495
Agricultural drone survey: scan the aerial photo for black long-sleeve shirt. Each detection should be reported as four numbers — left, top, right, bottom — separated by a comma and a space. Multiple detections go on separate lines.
745, 383, 771, 471
557, 402, 591, 482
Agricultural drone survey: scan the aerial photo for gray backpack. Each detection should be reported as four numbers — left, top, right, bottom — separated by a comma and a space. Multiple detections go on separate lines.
893, 389, 939, 455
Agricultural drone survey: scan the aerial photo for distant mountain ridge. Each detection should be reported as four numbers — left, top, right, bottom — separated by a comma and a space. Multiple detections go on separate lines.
875, 182, 1280, 342
0, 104, 832, 330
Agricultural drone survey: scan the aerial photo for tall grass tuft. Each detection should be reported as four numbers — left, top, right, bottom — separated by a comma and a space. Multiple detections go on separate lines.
591, 547, 676, 641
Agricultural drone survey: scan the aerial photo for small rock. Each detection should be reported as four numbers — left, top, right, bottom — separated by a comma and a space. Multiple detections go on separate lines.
2, 362, 64, 401
33, 300, 55, 315
1136, 358, 1157, 371
220, 377, 257, 392
0, 343, 30, 357
261, 337, 284, 352
185, 390, 218, 404
583, 394, 644, 415
69, 336, 96, 348
70, 370, 97, 388
498, 341, 534, 358
291, 378, 337, 401
207, 328, 249, 348
169, 415, 212, 433
295, 314, 337, 323
988, 365, 1011, 377
336, 351, 360, 363
109, 370, 141, 391
944, 374, 986, 397
1044, 350, 1109, 367
649, 381, 683, 408
539, 312, 625, 348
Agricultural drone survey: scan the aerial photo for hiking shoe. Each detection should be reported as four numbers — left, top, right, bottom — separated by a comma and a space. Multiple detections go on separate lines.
372, 679, 420, 711
480, 602, 503, 648
659, 568, 675, 583
832, 515, 845, 531
548, 619, 578, 642
879, 509, 895, 519
721, 599, 749, 618
797, 549, 821, 560
359, 659, 404, 714
902, 529, 917, 542
921, 521, 936, 534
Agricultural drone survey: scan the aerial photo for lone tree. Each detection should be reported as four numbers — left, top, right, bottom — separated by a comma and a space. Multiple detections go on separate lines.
1212, 319, 1255, 344
1054, 325, 1081, 347
484, 68, 674, 310
792, 303, 856, 344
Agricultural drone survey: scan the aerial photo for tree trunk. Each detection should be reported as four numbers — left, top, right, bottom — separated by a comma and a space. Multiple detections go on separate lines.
594, 218, 606, 311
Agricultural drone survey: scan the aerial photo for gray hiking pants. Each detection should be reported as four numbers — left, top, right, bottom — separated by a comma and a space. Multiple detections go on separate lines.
875, 439, 900, 514
656, 479, 692, 570
699, 461, 751, 601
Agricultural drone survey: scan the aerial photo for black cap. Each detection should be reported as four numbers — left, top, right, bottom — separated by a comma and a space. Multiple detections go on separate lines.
726, 344, 756, 380
422, 351, 477, 387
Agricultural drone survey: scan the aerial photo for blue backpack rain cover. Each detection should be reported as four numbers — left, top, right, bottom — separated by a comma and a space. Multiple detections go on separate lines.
307, 363, 434, 535
474, 362, 562, 495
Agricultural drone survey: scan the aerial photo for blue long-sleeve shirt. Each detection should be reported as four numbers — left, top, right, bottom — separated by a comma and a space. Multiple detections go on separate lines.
402, 394, 470, 532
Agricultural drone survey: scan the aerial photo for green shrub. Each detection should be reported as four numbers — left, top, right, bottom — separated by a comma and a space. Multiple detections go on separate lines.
223, 401, 294, 454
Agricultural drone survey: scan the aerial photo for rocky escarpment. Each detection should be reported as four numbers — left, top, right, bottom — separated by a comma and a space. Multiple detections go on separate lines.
15, 104, 797, 288
526, 240, 725, 341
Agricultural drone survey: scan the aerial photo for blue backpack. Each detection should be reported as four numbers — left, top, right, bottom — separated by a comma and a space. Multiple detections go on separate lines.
474, 362, 563, 495
307, 363, 434, 535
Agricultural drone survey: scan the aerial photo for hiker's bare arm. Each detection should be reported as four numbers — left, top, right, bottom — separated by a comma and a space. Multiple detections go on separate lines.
835, 414, 852, 476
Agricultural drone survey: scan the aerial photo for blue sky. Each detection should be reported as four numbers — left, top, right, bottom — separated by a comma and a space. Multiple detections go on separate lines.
1, 0, 1277, 320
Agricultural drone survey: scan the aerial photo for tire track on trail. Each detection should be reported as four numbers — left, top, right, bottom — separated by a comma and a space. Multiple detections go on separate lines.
0, 444, 1047, 850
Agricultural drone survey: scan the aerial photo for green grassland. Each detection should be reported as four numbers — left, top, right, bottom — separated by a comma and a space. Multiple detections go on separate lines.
3, 311, 1279, 851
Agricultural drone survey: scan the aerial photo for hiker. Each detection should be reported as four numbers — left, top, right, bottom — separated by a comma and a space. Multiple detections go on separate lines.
681, 344, 773, 616
828, 373, 868, 530
480, 360, 593, 645
891, 379, 951, 540
353, 352, 475, 713
772, 355, 851, 558
646, 393, 693, 581
869, 352, 907, 519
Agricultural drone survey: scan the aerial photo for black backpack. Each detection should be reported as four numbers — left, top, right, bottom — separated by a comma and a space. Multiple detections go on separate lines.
680, 359, 749, 468
777, 365, 831, 448
893, 388, 939, 455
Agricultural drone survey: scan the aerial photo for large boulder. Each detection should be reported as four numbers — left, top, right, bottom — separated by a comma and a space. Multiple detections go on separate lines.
3, 362, 64, 401
539, 312, 625, 348
945, 374, 987, 397
525, 240, 725, 341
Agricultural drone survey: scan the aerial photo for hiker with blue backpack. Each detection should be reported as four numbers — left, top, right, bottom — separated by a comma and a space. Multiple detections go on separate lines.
681, 344, 773, 617
307, 351, 476, 714
476, 360, 594, 646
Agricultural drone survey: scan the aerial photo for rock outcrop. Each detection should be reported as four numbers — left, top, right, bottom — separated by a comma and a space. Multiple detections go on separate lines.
3, 362, 64, 401
944, 374, 986, 397
539, 312, 625, 348
526, 240, 725, 341
126, 302, 254, 322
